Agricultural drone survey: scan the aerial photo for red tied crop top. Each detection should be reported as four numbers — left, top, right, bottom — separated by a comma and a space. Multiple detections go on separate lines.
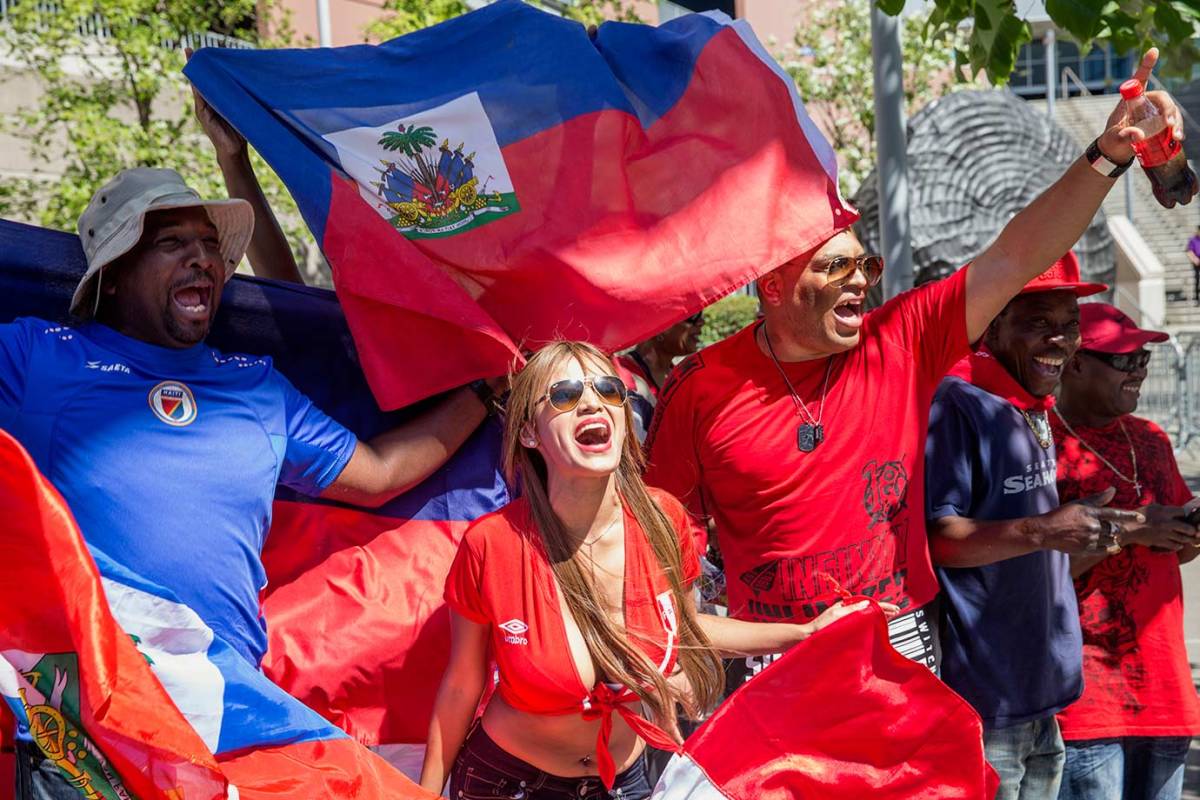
444, 488, 702, 788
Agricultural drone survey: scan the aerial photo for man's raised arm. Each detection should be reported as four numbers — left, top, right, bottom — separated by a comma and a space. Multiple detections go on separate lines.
188, 58, 305, 285
964, 49, 1189, 342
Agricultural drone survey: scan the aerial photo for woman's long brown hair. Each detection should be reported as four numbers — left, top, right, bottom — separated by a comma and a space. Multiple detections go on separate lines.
502, 341, 724, 730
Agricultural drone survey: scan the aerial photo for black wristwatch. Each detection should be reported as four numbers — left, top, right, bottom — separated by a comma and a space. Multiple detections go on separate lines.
1086, 138, 1134, 178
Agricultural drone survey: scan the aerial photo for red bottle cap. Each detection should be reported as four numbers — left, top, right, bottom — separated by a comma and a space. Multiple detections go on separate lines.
1120, 79, 1145, 100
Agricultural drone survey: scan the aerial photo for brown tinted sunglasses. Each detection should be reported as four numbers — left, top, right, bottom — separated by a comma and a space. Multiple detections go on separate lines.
813, 254, 884, 288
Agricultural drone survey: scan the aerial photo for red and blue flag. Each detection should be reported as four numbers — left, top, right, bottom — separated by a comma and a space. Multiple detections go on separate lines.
0, 217, 507, 775
0, 427, 436, 798
184, 1, 855, 409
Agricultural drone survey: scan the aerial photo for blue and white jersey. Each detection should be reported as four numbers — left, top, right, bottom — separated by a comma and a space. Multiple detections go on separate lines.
0, 318, 358, 667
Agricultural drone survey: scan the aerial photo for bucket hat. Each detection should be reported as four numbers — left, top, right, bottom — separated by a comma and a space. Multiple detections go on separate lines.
72, 168, 254, 317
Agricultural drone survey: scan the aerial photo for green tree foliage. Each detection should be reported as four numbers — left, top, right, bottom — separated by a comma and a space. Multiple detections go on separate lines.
880, 0, 1200, 83
787, 0, 971, 197
699, 294, 759, 348
0, 0, 329, 283
367, 0, 641, 42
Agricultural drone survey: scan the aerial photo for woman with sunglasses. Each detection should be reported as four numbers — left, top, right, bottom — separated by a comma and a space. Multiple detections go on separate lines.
419, 341, 870, 800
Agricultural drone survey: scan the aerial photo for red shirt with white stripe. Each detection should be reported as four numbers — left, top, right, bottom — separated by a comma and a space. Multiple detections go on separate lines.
444, 488, 701, 784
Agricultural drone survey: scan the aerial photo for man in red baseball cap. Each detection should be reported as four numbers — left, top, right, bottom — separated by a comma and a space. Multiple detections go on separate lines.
1051, 303, 1200, 800
924, 254, 1145, 798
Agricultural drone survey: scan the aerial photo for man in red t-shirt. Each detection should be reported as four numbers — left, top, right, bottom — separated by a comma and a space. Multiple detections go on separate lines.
1052, 303, 1200, 800
644, 50, 1188, 682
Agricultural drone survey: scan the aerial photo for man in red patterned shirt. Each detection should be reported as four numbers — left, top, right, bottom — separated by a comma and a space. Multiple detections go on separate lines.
1051, 303, 1200, 800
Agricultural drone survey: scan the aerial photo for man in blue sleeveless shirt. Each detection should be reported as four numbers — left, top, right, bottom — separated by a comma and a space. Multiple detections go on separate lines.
925, 253, 1144, 800
2, 168, 498, 798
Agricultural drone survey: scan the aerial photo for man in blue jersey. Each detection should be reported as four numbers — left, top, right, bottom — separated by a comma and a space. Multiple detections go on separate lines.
924, 254, 1144, 799
2, 168, 499, 798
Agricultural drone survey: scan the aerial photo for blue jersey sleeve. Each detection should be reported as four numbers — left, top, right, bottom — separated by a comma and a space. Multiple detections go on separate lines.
0, 319, 34, 410
924, 381, 981, 521
272, 370, 358, 495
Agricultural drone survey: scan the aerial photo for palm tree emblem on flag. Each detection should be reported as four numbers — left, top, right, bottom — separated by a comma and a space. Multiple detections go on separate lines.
373, 122, 517, 236
318, 91, 522, 240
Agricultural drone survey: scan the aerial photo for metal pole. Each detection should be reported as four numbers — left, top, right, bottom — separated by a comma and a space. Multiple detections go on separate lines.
870, 5, 913, 299
1125, 172, 1134, 225
317, 0, 332, 47
1044, 29, 1056, 118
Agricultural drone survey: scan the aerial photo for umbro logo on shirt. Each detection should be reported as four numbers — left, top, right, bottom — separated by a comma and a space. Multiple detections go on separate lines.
499, 618, 529, 645
148, 381, 198, 427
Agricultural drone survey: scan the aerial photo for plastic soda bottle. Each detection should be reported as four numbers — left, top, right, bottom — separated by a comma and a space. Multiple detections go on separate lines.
1119, 78, 1196, 208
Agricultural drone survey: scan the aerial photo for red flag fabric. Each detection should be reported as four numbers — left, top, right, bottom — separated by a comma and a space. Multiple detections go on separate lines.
0, 429, 231, 800
0, 429, 437, 799
653, 604, 999, 799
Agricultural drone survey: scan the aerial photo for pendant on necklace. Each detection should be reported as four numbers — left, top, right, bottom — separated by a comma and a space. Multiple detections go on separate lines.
798, 423, 824, 453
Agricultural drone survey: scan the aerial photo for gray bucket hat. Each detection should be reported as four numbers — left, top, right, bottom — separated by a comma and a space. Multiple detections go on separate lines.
72, 168, 254, 318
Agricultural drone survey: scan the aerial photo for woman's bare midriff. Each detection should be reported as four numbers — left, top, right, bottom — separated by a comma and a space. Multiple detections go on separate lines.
479, 692, 645, 779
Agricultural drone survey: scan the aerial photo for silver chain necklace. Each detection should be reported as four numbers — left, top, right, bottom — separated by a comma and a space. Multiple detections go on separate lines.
1051, 407, 1142, 498
760, 322, 834, 453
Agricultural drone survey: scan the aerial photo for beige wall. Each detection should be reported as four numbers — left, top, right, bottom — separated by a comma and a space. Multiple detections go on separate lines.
274, 0, 805, 48
279, 0, 386, 45
735, 0, 802, 50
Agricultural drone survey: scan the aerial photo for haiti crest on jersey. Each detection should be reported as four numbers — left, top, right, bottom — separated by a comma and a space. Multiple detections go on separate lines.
324, 93, 519, 239
148, 381, 197, 427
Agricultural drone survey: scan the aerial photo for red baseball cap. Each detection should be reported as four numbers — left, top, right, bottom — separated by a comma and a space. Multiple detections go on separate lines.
1017, 251, 1107, 297
1079, 302, 1169, 353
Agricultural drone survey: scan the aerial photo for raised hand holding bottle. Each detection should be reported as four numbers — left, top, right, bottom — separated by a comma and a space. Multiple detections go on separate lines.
1120, 78, 1197, 209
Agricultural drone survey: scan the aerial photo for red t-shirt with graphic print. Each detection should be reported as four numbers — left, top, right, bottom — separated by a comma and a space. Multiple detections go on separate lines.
1051, 413, 1200, 739
644, 267, 969, 623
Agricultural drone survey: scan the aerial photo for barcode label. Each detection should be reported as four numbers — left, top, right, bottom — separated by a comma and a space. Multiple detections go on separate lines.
888, 607, 937, 670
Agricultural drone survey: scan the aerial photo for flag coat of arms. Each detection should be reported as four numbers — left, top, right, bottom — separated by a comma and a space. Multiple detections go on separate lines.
185, 0, 856, 409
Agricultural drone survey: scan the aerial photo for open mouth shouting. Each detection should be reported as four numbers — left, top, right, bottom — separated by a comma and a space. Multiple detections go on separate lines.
832, 297, 864, 329
171, 279, 215, 323
574, 416, 613, 453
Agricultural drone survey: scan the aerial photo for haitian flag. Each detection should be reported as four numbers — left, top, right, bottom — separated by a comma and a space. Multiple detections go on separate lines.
650, 604, 998, 800
184, 0, 855, 410
0, 429, 435, 799
0, 217, 508, 765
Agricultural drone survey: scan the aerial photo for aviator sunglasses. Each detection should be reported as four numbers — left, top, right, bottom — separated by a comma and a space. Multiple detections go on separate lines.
538, 375, 628, 412
815, 254, 885, 288
1082, 349, 1152, 373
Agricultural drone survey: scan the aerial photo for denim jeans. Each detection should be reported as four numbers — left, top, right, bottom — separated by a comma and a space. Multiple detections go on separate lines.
985, 716, 1066, 800
14, 739, 80, 800
450, 723, 652, 799
1058, 737, 1189, 800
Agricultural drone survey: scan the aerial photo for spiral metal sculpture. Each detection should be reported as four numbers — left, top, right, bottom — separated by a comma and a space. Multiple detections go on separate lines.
853, 89, 1114, 290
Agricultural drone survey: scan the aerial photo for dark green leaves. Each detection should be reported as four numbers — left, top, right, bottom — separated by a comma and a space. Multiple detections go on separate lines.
882, 0, 1200, 83
1046, 0, 1105, 42
969, 0, 1032, 83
